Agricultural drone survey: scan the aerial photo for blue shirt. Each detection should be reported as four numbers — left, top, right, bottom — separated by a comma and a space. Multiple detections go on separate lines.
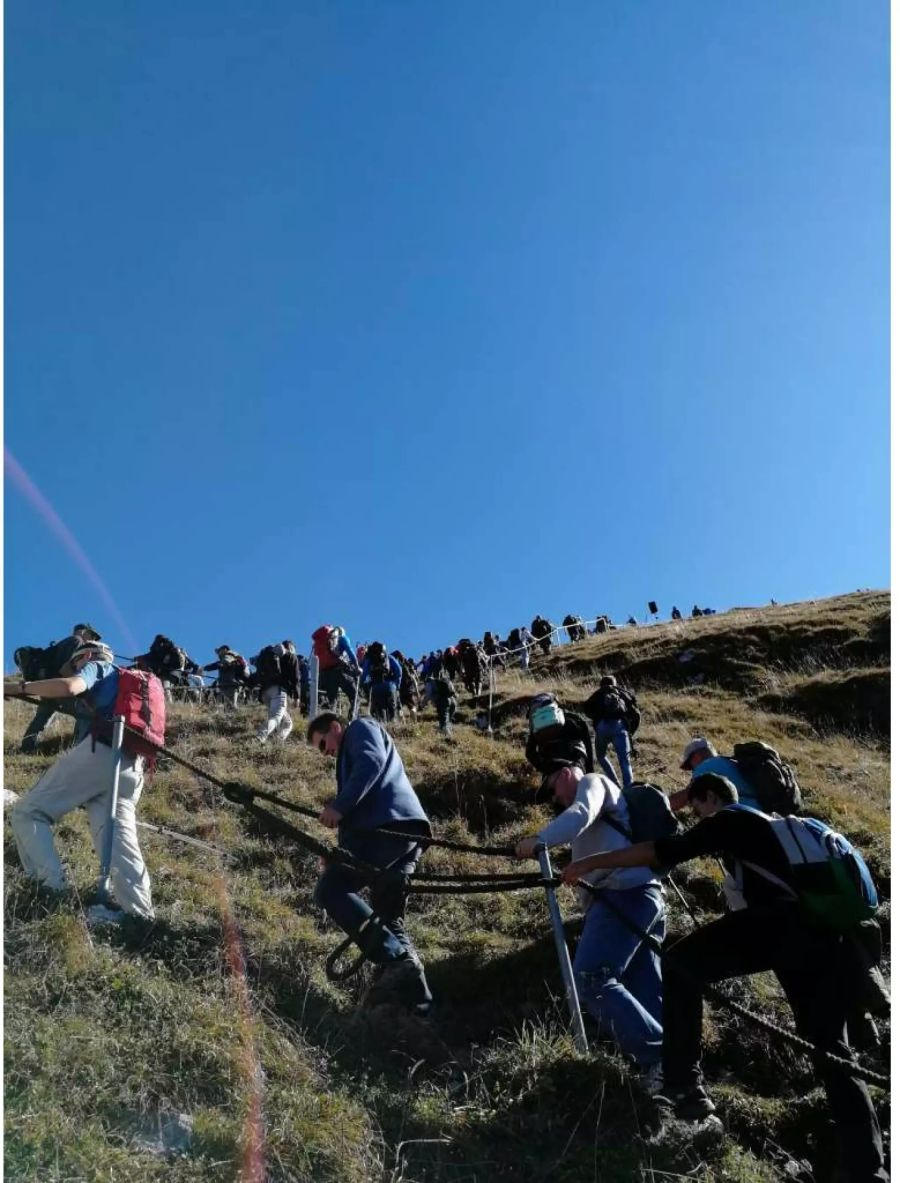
691, 755, 759, 806
334, 717, 430, 838
78, 661, 119, 718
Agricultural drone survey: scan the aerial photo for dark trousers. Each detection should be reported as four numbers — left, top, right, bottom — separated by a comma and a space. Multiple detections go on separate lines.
314, 829, 422, 964
22, 700, 91, 749
663, 908, 887, 1183
319, 666, 358, 714
370, 684, 398, 722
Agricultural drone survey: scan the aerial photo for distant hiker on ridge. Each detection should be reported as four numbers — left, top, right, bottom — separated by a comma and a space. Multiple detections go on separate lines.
360, 641, 402, 722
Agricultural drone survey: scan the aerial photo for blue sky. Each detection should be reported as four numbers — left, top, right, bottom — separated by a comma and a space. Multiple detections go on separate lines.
5, 1, 889, 666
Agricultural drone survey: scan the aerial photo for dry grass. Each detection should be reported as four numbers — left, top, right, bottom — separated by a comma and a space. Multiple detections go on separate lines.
3, 590, 889, 1181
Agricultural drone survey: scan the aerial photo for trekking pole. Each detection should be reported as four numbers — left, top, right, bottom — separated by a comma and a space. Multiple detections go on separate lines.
96, 715, 125, 905
536, 844, 588, 1053
350, 675, 360, 722
308, 652, 319, 722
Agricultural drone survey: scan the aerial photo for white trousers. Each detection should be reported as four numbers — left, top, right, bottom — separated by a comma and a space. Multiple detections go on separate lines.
257, 686, 292, 742
10, 736, 154, 919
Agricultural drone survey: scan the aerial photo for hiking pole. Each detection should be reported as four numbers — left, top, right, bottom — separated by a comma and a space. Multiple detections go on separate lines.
536, 844, 589, 1054
96, 715, 125, 906
350, 675, 360, 722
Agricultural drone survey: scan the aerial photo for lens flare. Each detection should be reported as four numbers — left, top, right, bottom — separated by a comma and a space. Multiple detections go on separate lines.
5, 447, 140, 653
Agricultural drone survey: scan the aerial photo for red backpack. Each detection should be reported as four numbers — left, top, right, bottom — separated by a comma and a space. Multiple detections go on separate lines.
112, 668, 166, 765
312, 625, 342, 670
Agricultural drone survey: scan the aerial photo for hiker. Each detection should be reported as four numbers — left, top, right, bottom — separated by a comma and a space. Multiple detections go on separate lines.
583, 675, 638, 789
691, 605, 702, 618
281, 641, 302, 706
254, 643, 296, 744
361, 642, 402, 722
393, 652, 420, 720
424, 661, 457, 736
514, 756, 664, 1092
563, 614, 586, 643
594, 615, 611, 635
671, 606, 682, 621
458, 640, 485, 698
203, 646, 249, 709
561, 774, 889, 1181
531, 615, 553, 655
6, 640, 157, 921
519, 626, 535, 669
525, 693, 595, 774
134, 635, 200, 702
442, 646, 459, 679
306, 712, 433, 1014
15, 622, 101, 753
626, 616, 638, 627
672, 737, 758, 809
311, 625, 361, 714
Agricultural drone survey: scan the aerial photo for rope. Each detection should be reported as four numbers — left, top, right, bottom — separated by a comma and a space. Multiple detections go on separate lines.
8, 689, 886, 1087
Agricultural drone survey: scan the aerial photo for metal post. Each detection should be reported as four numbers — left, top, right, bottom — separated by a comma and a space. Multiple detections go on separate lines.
308, 652, 319, 722
96, 716, 125, 904
349, 674, 360, 721
537, 845, 589, 1053
486, 659, 494, 735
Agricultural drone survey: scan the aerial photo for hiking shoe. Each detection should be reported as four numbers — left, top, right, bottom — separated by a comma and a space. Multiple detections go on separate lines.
654, 1083, 717, 1121
366, 954, 432, 1011
86, 904, 126, 926
636, 1062, 664, 1096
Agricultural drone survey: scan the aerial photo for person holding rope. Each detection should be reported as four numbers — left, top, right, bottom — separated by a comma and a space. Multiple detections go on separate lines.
562, 773, 888, 1180
6, 640, 156, 922
307, 712, 433, 1014
514, 755, 665, 1094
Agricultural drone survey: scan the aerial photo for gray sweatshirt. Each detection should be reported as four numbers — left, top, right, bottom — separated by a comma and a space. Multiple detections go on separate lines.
537, 772, 660, 909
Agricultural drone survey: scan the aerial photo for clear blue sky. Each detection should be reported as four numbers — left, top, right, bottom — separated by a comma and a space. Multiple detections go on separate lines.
4, 0, 889, 666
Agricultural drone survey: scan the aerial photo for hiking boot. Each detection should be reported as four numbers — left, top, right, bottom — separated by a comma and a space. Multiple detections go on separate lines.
366, 953, 432, 1012
86, 904, 126, 926
19, 737, 38, 755
654, 1082, 717, 1121
636, 1062, 664, 1096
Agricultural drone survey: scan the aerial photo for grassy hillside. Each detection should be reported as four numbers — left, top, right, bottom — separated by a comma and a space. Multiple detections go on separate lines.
4, 591, 890, 1181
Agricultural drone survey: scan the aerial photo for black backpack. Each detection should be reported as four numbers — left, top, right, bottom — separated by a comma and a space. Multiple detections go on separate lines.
14, 636, 79, 681
621, 689, 641, 735
367, 643, 391, 683
603, 782, 680, 844
732, 741, 802, 816
256, 645, 283, 687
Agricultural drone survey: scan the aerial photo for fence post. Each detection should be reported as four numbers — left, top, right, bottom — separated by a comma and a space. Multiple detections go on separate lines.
309, 652, 319, 721
537, 844, 588, 1053
96, 715, 126, 905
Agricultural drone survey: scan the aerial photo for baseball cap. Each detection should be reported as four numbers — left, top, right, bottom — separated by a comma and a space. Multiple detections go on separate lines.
536, 755, 585, 803
680, 737, 717, 770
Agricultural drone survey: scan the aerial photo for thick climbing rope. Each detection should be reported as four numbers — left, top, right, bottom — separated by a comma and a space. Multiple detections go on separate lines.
8, 691, 888, 1088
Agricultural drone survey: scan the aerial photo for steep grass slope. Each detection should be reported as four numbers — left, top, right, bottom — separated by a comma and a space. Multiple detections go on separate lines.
3, 591, 890, 1181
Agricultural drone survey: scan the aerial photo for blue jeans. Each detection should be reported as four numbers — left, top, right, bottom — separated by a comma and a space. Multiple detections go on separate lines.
314, 829, 423, 965
594, 720, 633, 788
573, 883, 664, 1068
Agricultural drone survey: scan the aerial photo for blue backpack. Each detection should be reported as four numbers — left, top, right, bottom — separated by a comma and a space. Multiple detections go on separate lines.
730, 806, 877, 932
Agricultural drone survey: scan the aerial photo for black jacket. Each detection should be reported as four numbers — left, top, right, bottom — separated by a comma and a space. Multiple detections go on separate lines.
525, 710, 595, 774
